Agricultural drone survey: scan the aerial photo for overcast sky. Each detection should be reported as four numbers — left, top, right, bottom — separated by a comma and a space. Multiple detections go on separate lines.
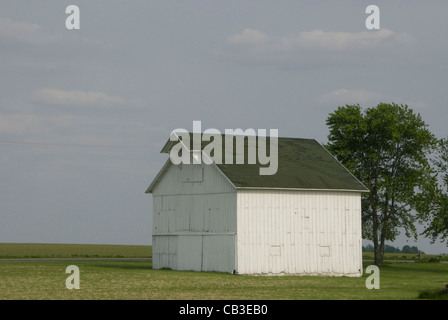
1, 1, 447, 254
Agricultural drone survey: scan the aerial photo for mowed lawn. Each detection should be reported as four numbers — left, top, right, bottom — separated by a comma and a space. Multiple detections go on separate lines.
1, 243, 447, 300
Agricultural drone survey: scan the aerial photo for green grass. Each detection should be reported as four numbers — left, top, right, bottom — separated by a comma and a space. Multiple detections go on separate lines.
1, 260, 447, 300
1, 243, 446, 300
0, 243, 152, 259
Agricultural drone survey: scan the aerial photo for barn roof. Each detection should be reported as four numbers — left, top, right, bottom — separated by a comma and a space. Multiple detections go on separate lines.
146, 134, 368, 193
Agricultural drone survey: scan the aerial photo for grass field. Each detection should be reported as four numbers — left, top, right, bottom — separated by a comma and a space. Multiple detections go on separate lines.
0, 243, 152, 259
362, 252, 448, 262
0, 243, 447, 300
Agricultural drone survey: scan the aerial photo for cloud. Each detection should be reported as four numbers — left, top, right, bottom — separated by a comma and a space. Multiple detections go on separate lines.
227, 29, 269, 45
0, 18, 58, 45
224, 28, 415, 63
0, 17, 109, 50
293, 29, 414, 51
0, 112, 85, 136
0, 113, 43, 135
33, 89, 126, 108
318, 89, 430, 110
318, 88, 384, 106
387, 99, 430, 110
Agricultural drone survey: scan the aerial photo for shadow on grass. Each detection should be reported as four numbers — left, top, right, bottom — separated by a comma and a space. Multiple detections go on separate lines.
418, 290, 448, 300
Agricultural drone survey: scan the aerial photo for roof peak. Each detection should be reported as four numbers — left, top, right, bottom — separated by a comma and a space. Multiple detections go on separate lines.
146, 134, 369, 193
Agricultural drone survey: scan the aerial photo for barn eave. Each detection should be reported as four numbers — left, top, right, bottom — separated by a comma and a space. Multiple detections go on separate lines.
234, 186, 369, 193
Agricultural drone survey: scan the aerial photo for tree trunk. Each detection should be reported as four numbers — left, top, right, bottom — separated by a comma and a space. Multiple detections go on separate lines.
372, 210, 383, 266
373, 240, 384, 266
373, 237, 385, 266
375, 215, 388, 267
377, 238, 385, 267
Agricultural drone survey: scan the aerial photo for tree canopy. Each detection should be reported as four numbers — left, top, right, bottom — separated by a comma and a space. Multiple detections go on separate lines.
419, 138, 448, 242
326, 103, 438, 266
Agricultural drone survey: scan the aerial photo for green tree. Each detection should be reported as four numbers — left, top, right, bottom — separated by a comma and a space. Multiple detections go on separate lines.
384, 245, 401, 253
419, 138, 448, 243
362, 244, 374, 252
402, 245, 419, 254
325, 103, 437, 266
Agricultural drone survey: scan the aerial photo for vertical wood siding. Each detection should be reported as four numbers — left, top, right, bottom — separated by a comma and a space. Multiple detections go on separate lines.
236, 189, 362, 276
152, 162, 237, 273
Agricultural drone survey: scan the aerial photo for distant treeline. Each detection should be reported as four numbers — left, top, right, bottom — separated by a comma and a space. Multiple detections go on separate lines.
362, 244, 424, 254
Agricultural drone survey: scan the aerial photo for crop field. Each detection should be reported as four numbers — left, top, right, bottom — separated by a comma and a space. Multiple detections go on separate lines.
0, 243, 152, 259
0, 243, 447, 300
362, 252, 448, 262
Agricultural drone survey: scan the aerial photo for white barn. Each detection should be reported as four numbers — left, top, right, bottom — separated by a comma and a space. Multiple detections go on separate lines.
145, 134, 368, 276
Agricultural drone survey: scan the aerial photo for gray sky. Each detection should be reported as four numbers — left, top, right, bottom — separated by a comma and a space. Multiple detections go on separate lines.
0, 1, 447, 254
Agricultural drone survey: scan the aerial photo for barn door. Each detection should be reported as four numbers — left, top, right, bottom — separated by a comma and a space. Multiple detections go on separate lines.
319, 245, 331, 273
177, 235, 203, 271
268, 245, 283, 274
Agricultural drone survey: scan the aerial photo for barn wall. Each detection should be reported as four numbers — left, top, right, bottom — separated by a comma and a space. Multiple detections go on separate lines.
236, 189, 363, 276
151, 162, 237, 273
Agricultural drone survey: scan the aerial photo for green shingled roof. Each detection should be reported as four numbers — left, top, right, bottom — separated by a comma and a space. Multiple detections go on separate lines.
156, 133, 368, 192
